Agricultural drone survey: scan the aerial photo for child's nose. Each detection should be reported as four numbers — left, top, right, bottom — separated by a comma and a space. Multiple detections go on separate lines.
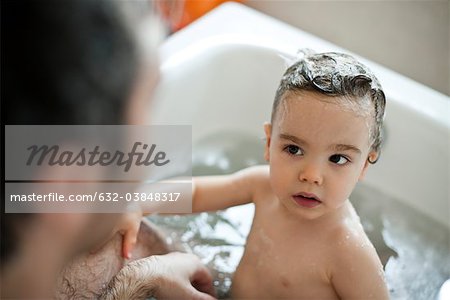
298, 162, 323, 185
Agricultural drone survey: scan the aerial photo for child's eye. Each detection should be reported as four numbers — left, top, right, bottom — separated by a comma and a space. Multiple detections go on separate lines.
284, 145, 304, 156
329, 154, 350, 165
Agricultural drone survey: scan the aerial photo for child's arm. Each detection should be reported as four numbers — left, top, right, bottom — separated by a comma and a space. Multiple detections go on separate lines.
104, 165, 267, 258
331, 238, 390, 300
137, 165, 268, 214
192, 165, 268, 213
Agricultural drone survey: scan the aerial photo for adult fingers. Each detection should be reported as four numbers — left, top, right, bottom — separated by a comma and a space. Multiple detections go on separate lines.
189, 289, 217, 300
191, 264, 216, 298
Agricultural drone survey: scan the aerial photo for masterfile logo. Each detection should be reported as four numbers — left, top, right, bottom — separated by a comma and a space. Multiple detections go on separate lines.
5, 125, 191, 181
26, 142, 170, 172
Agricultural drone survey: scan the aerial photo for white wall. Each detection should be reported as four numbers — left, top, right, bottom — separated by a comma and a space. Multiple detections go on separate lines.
246, 0, 449, 96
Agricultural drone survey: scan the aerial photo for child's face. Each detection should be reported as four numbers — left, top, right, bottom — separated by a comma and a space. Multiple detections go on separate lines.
264, 91, 377, 221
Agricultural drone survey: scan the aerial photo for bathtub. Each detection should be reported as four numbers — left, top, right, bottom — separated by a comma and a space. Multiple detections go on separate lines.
148, 3, 450, 299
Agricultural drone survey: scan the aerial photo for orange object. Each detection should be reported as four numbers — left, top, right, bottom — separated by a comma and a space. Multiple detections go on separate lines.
158, 0, 244, 32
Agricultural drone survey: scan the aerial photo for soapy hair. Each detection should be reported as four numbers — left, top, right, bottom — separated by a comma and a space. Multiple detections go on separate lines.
272, 50, 386, 161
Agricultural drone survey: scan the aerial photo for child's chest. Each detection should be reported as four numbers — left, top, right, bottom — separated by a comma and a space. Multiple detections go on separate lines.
232, 204, 340, 299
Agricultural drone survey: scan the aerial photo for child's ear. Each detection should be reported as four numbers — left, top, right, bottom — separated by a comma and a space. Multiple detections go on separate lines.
263, 122, 272, 162
359, 151, 378, 180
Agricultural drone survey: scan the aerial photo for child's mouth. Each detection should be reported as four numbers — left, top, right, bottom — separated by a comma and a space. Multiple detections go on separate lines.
292, 192, 322, 208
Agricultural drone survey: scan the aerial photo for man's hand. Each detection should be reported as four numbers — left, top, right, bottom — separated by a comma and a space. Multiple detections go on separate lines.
154, 252, 216, 300
101, 252, 216, 300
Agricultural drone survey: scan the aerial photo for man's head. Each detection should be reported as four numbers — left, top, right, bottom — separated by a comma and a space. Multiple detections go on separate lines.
264, 50, 386, 221
2, 0, 158, 265
2, 0, 139, 125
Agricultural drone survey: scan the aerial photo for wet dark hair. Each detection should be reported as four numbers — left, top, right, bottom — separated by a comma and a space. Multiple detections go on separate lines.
272, 50, 386, 161
1, 0, 139, 262
2, 0, 138, 125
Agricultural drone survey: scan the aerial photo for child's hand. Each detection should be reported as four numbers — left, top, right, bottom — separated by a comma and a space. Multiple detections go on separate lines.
115, 208, 142, 259
90, 205, 143, 259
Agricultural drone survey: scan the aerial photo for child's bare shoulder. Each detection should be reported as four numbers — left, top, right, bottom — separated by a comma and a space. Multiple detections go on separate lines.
326, 210, 388, 299
327, 208, 377, 260
330, 221, 376, 261
237, 165, 272, 197
241, 165, 269, 180
236, 165, 270, 186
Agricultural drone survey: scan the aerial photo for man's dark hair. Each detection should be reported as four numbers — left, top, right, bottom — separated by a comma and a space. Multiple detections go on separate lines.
272, 50, 386, 158
1, 0, 140, 262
